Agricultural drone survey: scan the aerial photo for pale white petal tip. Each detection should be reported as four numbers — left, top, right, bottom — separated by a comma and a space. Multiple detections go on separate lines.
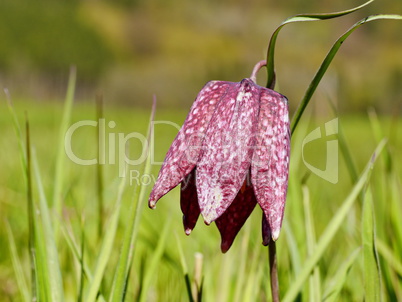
202, 211, 216, 226
271, 229, 281, 241
185, 228, 192, 236
203, 216, 213, 226
148, 200, 156, 209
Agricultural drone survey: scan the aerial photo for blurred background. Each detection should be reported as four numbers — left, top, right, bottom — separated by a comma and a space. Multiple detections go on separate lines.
0, 0, 401, 114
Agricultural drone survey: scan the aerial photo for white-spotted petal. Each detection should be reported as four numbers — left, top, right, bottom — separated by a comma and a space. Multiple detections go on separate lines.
149, 81, 231, 207
196, 79, 260, 224
251, 88, 290, 241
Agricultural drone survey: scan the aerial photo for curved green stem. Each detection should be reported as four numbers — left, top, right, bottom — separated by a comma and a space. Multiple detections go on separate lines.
290, 14, 402, 133
266, 0, 375, 89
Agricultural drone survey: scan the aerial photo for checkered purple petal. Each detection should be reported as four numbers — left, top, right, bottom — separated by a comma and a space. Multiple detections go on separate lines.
149, 81, 232, 207
251, 88, 290, 241
196, 79, 260, 224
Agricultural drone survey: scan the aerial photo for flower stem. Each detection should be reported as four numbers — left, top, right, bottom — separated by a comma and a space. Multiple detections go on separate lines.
269, 242, 280, 302
250, 60, 267, 84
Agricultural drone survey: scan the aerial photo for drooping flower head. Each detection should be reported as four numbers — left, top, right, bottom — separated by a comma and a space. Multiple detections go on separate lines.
149, 60, 290, 252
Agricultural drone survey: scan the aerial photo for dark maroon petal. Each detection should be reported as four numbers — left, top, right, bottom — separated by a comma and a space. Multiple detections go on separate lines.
251, 88, 290, 241
215, 179, 257, 253
149, 81, 232, 208
262, 214, 271, 246
196, 79, 260, 224
180, 169, 200, 235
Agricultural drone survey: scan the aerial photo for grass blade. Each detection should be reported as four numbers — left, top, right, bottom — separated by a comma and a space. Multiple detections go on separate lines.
32, 148, 65, 301
368, 108, 393, 172
26, 120, 50, 302
233, 222, 252, 302
78, 220, 85, 302
283, 220, 301, 277
376, 239, 402, 277
388, 170, 402, 255
322, 248, 361, 302
176, 234, 194, 302
53, 66, 76, 232
215, 250, 232, 302
302, 185, 321, 300
5, 220, 30, 302
60, 222, 107, 302
291, 14, 402, 133
138, 219, 172, 302
96, 95, 105, 239
282, 139, 386, 302
109, 96, 156, 302
60, 224, 91, 277
34, 220, 51, 302
266, 0, 374, 88
362, 188, 382, 301
85, 169, 127, 302
242, 247, 263, 302
4, 89, 27, 173
337, 123, 359, 183
327, 101, 358, 183
5, 90, 31, 301
25, 117, 37, 301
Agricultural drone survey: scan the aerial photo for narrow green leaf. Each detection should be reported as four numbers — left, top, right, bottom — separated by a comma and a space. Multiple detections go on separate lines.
4, 89, 27, 173
327, 102, 358, 183
96, 95, 105, 239
338, 123, 359, 183
78, 221, 85, 302
34, 220, 52, 302
215, 250, 232, 302
376, 239, 402, 277
388, 172, 402, 253
85, 168, 127, 302
60, 223, 107, 302
266, 0, 374, 88
60, 223, 91, 279
32, 149, 65, 301
291, 14, 402, 133
53, 66, 76, 232
5, 220, 30, 302
362, 188, 382, 302
109, 97, 156, 302
5, 91, 30, 301
233, 222, 252, 302
26, 140, 54, 302
138, 219, 172, 302
322, 248, 361, 302
175, 233, 188, 275
242, 247, 263, 302
283, 140, 386, 302
283, 174, 304, 280
283, 220, 301, 276
25, 117, 37, 301
368, 108, 393, 172
175, 234, 194, 302
302, 185, 321, 300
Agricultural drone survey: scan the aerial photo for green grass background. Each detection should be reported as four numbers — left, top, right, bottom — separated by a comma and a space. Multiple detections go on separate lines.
0, 96, 401, 301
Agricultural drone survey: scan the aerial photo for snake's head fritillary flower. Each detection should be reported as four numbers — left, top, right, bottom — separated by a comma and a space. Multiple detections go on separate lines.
149, 60, 290, 253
